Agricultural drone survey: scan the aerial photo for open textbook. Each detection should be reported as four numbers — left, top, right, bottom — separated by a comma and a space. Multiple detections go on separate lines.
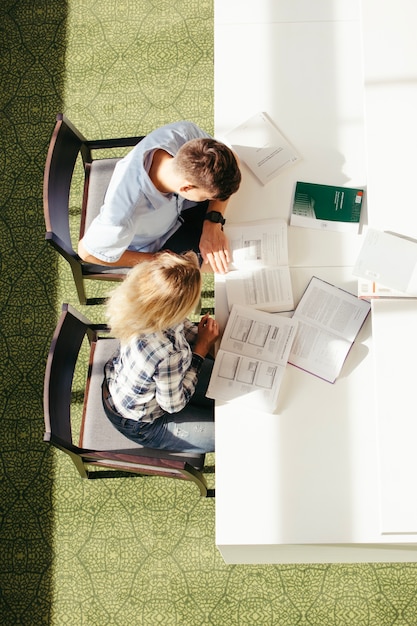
224, 219, 294, 313
353, 228, 417, 294
224, 112, 301, 185
207, 304, 297, 412
288, 277, 371, 383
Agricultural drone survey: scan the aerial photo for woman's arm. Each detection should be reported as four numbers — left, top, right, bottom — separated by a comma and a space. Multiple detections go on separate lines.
154, 317, 219, 413
154, 350, 202, 414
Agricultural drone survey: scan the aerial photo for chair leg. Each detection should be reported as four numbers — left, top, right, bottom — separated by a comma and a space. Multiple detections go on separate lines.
69, 261, 89, 306
71, 264, 108, 306
84, 296, 108, 306
68, 451, 89, 478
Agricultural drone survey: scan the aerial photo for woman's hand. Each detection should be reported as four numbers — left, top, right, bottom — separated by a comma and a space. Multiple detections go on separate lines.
193, 313, 220, 358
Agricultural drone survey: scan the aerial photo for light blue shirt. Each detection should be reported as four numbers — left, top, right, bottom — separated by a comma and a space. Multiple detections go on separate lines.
82, 120, 210, 263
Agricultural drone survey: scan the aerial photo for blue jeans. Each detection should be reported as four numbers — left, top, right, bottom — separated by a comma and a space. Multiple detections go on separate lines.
103, 358, 215, 453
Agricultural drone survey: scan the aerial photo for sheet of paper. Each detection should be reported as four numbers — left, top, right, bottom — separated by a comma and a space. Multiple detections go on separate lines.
224, 219, 294, 312
226, 219, 289, 269
288, 323, 351, 383
225, 266, 294, 313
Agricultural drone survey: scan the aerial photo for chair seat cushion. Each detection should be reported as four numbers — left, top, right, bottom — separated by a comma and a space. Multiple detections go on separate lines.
80, 336, 205, 470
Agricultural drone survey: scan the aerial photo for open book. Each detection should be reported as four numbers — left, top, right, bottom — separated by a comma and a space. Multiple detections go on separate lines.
288, 277, 371, 383
290, 181, 364, 233
224, 219, 294, 313
207, 304, 297, 412
224, 112, 301, 185
353, 228, 417, 294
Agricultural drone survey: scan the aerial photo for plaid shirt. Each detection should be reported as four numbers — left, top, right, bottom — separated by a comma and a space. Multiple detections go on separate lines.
104, 319, 204, 423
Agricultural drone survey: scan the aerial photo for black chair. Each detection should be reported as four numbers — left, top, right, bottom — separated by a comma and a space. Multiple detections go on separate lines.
43, 303, 214, 497
43, 113, 144, 305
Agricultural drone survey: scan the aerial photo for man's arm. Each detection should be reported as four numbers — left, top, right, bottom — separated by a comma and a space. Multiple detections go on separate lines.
78, 239, 154, 267
199, 199, 231, 274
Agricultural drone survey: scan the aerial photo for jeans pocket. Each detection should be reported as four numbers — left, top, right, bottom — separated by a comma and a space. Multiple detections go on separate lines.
119, 418, 142, 437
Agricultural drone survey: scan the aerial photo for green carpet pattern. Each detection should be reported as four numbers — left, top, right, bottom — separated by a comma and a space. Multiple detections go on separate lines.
2, 1, 417, 624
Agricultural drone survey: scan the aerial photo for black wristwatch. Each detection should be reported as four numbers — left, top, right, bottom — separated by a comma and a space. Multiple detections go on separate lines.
204, 211, 226, 229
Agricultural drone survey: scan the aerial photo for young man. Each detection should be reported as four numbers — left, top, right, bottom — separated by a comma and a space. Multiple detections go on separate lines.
78, 120, 241, 274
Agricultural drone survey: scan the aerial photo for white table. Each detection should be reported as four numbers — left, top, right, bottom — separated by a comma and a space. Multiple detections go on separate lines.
214, 0, 417, 563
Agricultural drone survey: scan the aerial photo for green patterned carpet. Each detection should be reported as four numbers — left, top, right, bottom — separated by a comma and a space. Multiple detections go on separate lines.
2, 1, 417, 624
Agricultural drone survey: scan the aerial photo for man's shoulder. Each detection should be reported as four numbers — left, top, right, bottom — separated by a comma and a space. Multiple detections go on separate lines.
119, 120, 212, 171
148, 120, 211, 144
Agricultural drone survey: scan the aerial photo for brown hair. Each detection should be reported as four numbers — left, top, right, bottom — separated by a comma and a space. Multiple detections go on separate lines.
106, 251, 201, 343
174, 138, 241, 201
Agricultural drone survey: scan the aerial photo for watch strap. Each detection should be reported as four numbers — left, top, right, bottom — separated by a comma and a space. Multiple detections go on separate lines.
204, 211, 226, 226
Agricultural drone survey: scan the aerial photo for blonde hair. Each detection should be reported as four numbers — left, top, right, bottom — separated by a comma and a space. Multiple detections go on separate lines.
106, 251, 201, 343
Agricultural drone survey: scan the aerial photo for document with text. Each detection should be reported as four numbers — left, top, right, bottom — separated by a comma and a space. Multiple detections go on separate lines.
288, 277, 371, 383
224, 219, 294, 313
207, 304, 297, 412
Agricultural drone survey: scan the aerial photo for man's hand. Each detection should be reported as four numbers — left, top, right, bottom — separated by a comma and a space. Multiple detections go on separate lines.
199, 220, 231, 274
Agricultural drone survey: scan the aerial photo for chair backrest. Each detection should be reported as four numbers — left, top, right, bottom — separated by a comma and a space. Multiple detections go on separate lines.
43, 114, 88, 259
43, 114, 145, 305
43, 304, 212, 495
44, 303, 94, 448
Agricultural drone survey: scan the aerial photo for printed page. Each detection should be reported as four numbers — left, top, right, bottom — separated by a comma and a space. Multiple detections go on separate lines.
292, 277, 370, 341
288, 277, 371, 383
224, 219, 294, 312
224, 112, 301, 185
226, 219, 289, 269
225, 266, 294, 313
288, 323, 352, 383
207, 304, 297, 411
353, 228, 417, 294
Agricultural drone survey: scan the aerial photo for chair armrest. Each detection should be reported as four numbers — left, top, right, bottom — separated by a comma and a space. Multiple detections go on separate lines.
87, 137, 145, 150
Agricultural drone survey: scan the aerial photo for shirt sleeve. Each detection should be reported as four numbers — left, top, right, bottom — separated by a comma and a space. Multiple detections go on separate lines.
82, 214, 137, 263
81, 155, 142, 262
183, 319, 198, 345
154, 349, 204, 414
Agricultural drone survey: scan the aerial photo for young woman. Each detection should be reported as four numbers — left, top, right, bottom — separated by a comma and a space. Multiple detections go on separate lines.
102, 250, 219, 453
